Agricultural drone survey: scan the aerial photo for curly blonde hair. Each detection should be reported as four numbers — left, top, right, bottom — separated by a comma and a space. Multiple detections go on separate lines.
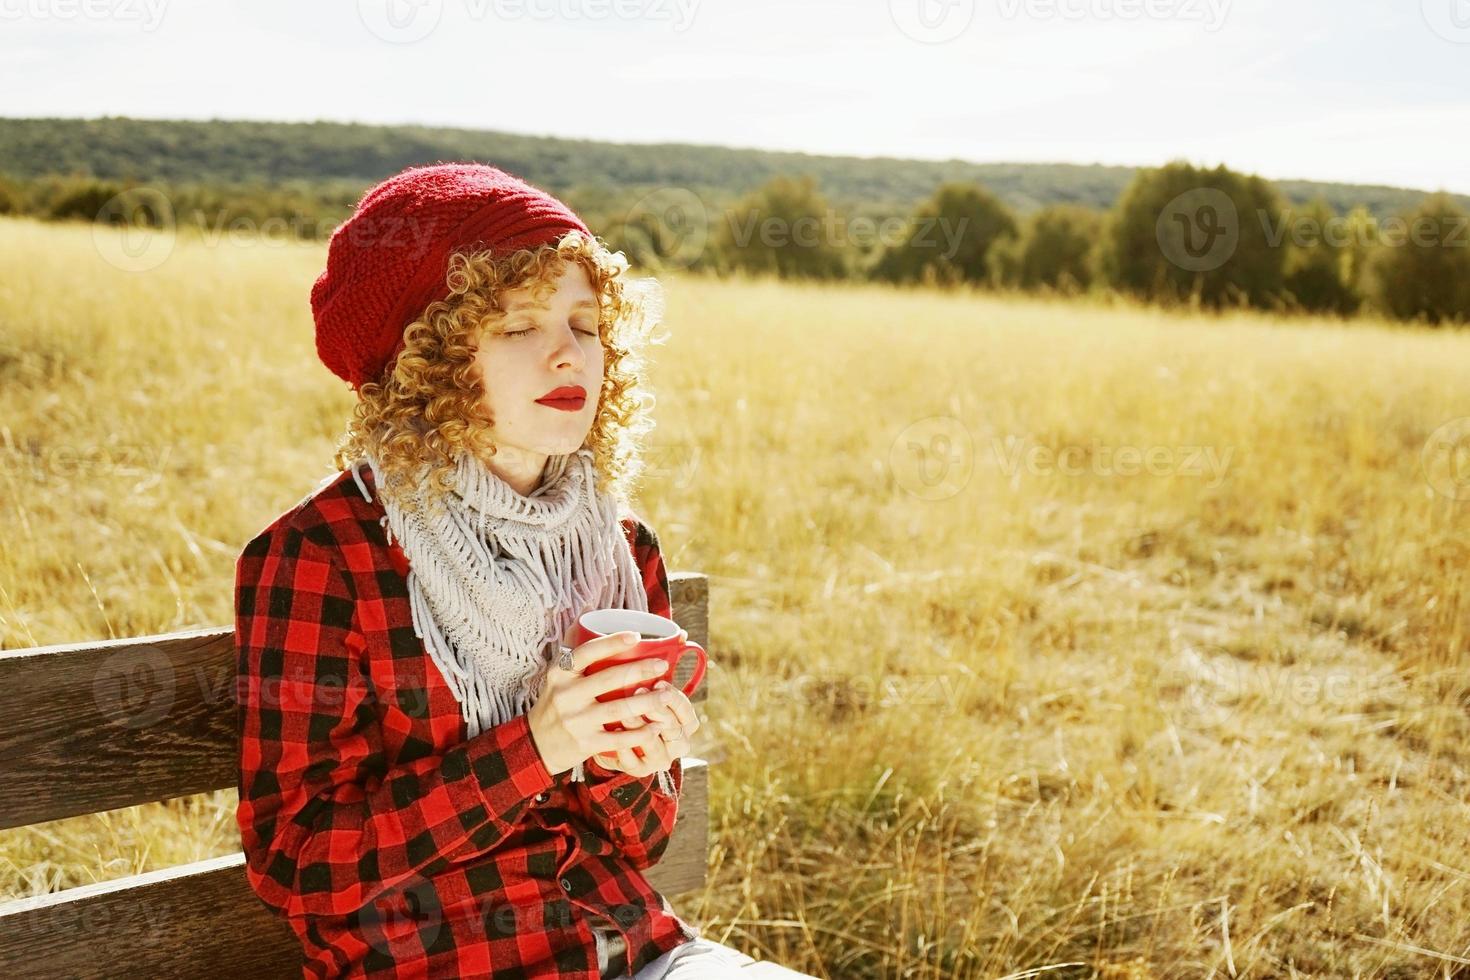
330, 229, 668, 519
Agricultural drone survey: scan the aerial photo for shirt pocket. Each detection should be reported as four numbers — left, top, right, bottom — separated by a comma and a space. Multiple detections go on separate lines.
362, 632, 467, 754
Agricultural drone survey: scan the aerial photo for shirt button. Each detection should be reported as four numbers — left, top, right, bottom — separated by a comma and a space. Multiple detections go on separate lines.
559, 877, 573, 892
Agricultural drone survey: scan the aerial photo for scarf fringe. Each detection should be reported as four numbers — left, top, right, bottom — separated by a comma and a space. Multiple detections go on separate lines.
350, 448, 672, 791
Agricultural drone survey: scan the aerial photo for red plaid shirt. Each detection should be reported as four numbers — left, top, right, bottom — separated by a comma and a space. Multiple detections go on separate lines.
234, 463, 700, 978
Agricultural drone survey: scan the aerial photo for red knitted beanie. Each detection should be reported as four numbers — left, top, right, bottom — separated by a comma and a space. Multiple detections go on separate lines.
310, 163, 593, 391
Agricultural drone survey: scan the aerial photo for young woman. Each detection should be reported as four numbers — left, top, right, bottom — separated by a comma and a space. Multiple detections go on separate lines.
234, 164, 816, 978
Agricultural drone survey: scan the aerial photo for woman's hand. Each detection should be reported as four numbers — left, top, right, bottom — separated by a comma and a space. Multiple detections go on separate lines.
526, 631, 686, 777
589, 681, 698, 777
591, 652, 700, 778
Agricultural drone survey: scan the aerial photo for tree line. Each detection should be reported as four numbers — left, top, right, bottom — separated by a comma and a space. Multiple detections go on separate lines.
6, 115, 1458, 221
604, 163, 1469, 326
2, 159, 1465, 326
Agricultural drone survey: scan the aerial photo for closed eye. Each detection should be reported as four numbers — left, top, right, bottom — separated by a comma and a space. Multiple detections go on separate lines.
502, 325, 599, 338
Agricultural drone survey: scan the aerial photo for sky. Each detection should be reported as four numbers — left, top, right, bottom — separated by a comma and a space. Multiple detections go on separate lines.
4, 0, 1469, 194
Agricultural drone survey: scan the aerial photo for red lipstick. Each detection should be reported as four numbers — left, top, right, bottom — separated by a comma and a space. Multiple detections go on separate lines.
536, 385, 587, 411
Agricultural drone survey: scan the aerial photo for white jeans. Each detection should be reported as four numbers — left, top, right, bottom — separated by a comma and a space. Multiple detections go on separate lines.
630, 937, 821, 979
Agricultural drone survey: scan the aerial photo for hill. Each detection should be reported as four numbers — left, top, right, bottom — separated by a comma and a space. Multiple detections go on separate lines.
1, 115, 1463, 221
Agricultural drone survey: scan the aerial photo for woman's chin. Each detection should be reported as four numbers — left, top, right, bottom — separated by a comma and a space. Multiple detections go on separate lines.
537, 432, 594, 457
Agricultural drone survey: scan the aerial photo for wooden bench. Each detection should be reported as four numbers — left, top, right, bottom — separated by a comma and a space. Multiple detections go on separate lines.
0, 572, 712, 978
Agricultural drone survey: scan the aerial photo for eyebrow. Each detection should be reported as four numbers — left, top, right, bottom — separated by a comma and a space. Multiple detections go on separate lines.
504, 298, 599, 312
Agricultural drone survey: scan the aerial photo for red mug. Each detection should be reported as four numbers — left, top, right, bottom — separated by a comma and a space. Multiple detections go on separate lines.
572, 609, 707, 762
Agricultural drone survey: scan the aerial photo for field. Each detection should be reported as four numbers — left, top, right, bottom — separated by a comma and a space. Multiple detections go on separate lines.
1, 215, 1468, 978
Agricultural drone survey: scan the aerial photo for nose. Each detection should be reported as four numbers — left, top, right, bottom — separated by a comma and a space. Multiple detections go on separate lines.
550, 323, 585, 371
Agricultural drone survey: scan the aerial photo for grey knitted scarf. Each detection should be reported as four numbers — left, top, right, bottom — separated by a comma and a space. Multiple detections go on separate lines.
345, 445, 670, 791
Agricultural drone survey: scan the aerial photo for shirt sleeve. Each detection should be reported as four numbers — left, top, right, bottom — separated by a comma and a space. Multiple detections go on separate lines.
234, 521, 556, 920
568, 518, 683, 871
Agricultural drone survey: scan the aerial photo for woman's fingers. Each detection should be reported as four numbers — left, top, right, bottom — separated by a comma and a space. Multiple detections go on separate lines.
613, 741, 655, 776
589, 678, 697, 773
592, 713, 662, 771
645, 682, 699, 749
657, 721, 689, 759
636, 733, 673, 772
650, 683, 693, 729
630, 715, 681, 772
595, 727, 685, 774
632, 687, 680, 727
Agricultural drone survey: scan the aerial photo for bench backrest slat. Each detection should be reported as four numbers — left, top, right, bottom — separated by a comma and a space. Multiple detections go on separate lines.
0, 572, 708, 831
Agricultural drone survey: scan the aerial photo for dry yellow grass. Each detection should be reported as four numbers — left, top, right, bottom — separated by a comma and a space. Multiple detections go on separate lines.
1, 214, 1468, 978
